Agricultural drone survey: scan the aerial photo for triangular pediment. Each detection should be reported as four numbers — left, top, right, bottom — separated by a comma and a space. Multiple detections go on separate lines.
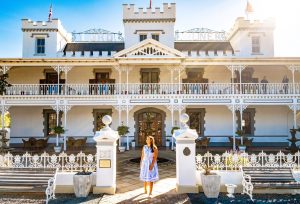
114, 39, 185, 58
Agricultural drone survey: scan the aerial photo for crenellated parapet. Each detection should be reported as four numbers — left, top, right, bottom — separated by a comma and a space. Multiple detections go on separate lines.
123, 3, 176, 22
227, 17, 275, 40
21, 18, 71, 41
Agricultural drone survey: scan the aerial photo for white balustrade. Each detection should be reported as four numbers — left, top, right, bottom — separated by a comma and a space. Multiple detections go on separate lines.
182, 83, 232, 95
0, 151, 96, 172
6, 84, 62, 95
1, 150, 298, 173
4, 83, 298, 96
241, 83, 294, 94
196, 151, 300, 171
66, 84, 117, 95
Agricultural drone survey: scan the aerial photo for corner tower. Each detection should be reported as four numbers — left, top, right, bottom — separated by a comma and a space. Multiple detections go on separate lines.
22, 19, 71, 58
228, 1, 276, 57
123, 3, 176, 48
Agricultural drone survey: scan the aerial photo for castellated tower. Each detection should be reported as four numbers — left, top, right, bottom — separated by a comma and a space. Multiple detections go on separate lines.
22, 19, 71, 58
123, 3, 176, 48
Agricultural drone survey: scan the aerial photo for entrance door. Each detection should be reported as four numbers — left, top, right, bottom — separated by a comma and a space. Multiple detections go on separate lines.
137, 112, 163, 146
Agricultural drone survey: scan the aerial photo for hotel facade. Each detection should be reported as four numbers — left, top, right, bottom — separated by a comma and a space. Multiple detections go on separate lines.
1, 2, 300, 149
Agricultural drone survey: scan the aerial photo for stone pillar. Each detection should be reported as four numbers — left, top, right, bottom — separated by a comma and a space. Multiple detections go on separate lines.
173, 113, 198, 193
93, 115, 119, 195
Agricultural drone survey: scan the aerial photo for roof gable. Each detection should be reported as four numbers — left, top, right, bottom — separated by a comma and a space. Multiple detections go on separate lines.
114, 39, 185, 58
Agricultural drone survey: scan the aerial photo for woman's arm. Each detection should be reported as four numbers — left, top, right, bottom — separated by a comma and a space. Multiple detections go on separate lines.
149, 148, 158, 170
140, 147, 144, 167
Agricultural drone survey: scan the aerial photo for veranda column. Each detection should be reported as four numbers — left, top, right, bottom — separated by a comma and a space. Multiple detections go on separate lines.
61, 66, 72, 95
113, 65, 121, 95
239, 105, 248, 145
167, 67, 174, 93
177, 105, 186, 128
52, 65, 61, 95
63, 105, 72, 151
51, 104, 60, 147
228, 105, 237, 151
124, 67, 132, 95
288, 65, 300, 94
226, 65, 245, 94
93, 115, 119, 195
126, 105, 133, 150
113, 105, 123, 148
289, 104, 300, 129
166, 105, 175, 150
173, 113, 198, 193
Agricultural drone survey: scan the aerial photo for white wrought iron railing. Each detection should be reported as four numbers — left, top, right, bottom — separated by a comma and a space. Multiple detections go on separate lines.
4, 83, 299, 96
0, 151, 96, 172
196, 151, 300, 171
240, 83, 294, 95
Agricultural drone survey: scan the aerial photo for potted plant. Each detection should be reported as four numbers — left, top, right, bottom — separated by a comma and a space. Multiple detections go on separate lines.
73, 167, 92, 198
201, 165, 221, 198
131, 139, 136, 148
236, 129, 246, 152
117, 123, 129, 152
52, 125, 65, 153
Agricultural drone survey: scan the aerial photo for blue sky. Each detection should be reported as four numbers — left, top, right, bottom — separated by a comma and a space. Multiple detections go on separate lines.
0, 0, 299, 57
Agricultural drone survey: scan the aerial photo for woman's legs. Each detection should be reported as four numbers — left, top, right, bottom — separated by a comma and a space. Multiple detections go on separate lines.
144, 182, 147, 193
149, 182, 153, 195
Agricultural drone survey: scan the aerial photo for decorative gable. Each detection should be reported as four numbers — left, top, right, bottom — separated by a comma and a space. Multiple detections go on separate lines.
114, 39, 185, 58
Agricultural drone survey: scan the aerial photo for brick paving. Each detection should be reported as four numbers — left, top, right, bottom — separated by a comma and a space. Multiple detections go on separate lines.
99, 148, 190, 204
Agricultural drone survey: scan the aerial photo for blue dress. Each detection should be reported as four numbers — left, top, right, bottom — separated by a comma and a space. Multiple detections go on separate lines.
140, 145, 159, 182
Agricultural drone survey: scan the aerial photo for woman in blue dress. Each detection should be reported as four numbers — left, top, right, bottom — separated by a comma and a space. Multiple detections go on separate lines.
140, 136, 159, 195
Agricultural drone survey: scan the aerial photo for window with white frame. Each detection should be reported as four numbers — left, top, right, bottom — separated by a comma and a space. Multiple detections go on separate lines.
36, 38, 45, 54
251, 36, 260, 53
139, 34, 147, 42
152, 34, 159, 41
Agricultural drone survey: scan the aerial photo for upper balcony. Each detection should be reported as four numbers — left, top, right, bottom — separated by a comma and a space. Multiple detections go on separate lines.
4, 83, 299, 96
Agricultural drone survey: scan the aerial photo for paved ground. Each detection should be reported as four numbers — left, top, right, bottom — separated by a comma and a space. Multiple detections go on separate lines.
98, 148, 190, 204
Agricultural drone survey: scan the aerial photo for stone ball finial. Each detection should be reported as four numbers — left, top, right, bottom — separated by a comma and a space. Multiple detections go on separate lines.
180, 113, 189, 124
102, 115, 112, 126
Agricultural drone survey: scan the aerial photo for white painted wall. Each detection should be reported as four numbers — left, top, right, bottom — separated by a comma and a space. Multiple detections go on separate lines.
9, 105, 294, 144
10, 106, 44, 138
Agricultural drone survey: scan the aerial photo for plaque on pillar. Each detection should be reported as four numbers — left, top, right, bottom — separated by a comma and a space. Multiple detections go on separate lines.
93, 115, 119, 195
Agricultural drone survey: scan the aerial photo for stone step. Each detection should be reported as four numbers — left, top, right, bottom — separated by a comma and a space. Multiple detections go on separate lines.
0, 173, 53, 178
0, 185, 47, 192
0, 179, 49, 185
0, 168, 56, 171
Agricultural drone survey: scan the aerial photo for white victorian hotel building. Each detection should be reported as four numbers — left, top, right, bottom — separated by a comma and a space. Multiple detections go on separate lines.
1, 2, 300, 150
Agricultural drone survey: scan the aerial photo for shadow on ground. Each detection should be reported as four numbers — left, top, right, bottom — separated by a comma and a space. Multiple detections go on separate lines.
188, 193, 300, 204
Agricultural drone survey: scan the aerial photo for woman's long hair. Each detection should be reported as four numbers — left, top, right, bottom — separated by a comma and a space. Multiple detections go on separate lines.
148, 136, 157, 153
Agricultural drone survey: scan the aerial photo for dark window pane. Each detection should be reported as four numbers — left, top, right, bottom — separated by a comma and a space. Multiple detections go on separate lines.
140, 34, 147, 42
152, 34, 159, 41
